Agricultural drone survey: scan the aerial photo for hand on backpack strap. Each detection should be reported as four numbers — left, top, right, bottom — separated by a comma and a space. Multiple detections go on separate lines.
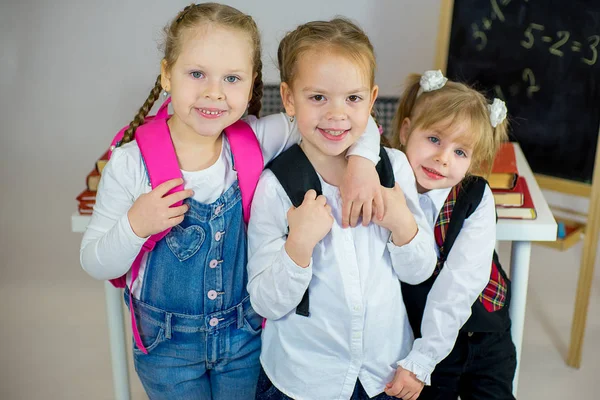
285, 189, 333, 268
127, 178, 194, 238
373, 183, 418, 247
340, 155, 385, 228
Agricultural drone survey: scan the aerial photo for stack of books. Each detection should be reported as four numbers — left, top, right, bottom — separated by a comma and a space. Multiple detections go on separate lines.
76, 150, 108, 215
489, 143, 537, 220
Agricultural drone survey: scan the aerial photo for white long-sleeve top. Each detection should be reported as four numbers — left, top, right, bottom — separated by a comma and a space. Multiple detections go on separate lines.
79, 113, 381, 297
397, 185, 496, 385
246, 147, 436, 400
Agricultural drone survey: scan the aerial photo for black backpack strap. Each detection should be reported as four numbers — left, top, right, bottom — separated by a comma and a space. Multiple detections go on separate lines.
438, 176, 488, 263
268, 144, 319, 316
268, 144, 322, 205
267, 144, 396, 317
376, 147, 395, 189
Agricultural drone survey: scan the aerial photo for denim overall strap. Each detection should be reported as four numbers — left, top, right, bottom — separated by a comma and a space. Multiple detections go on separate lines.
139, 181, 250, 321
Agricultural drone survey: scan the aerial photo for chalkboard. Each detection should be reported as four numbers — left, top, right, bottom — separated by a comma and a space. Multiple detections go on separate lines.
446, 0, 600, 184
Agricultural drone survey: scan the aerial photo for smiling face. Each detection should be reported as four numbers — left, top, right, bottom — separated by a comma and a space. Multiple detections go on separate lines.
161, 23, 255, 139
280, 49, 378, 159
400, 117, 475, 193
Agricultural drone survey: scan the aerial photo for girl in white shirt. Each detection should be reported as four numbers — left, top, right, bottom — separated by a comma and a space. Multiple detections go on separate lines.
79, 4, 383, 400
248, 19, 436, 400
391, 71, 515, 400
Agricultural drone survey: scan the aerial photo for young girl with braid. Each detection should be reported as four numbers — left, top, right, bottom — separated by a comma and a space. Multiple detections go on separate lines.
392, 71, 516, 400
79, 4, 383, 399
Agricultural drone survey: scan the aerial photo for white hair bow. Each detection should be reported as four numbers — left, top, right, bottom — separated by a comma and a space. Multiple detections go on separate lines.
419, 70, 448, 94
488, 98, 507, 128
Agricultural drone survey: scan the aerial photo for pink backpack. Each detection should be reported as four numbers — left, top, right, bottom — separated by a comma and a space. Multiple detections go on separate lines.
106, 98, 264, 353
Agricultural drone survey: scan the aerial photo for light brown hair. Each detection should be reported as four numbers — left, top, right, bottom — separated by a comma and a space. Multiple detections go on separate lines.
391, 73, 509, 176
120, 3, 263, 145
277, 18, 376, 89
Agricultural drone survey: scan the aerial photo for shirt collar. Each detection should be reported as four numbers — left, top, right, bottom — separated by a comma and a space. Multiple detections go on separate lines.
420, 187, 453, 215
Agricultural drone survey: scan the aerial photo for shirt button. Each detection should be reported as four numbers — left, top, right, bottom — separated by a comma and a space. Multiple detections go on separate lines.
207, 290, 218, 300
215, 231, 223, 241
209, 259, 219, 269
353, 305, 361, 312
209, 317, 219, 327
467, 332, 474, 337
215, 204, 223, 216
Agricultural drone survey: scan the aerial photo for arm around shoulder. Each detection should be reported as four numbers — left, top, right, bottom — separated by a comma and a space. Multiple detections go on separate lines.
384, 148, 437, 284
246, 113, 300, 167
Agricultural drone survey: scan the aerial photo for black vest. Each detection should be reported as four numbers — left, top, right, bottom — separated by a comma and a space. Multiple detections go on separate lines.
401, 176, 512, 335
267, 144, 396, 316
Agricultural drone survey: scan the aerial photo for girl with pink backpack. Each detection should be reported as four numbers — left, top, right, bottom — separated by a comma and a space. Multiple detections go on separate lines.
79, 3, 382, 400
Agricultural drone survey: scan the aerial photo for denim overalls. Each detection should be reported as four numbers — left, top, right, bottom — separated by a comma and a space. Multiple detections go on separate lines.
125, 180, 263, 400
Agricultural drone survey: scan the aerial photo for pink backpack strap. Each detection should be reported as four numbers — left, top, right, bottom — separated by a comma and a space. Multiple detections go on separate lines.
112, 99, 182, 354
107, 98, 173, 289
108, 98, 172, 157
224, 120, 264, 224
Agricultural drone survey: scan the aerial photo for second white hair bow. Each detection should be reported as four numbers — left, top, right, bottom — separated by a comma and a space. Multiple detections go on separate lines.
488, 98, 508, 128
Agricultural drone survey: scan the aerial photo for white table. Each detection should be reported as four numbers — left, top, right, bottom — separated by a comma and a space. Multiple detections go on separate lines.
71, 143, 557, 399
496, 144, 557, 396
73, 212, 131, 400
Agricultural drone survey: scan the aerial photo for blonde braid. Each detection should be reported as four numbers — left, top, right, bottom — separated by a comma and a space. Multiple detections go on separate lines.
120, 75, 163, 145
247, 58, 263, 117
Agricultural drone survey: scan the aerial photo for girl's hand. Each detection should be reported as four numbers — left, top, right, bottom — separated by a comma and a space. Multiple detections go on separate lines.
127, 178, 194, 238
384, 366, 424, 399
372, 183, 418, 247
340, 156, 385, 228
285, 190, 334, 267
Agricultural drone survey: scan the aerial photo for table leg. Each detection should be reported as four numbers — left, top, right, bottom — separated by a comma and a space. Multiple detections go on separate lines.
508, 241, 532, 398
104, 281, 131, 400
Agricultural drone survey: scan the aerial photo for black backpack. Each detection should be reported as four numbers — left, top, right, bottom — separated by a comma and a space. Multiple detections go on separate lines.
267, 144, 396, 316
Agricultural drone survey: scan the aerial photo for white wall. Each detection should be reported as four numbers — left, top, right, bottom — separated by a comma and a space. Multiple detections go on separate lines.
0, 0, 441, 283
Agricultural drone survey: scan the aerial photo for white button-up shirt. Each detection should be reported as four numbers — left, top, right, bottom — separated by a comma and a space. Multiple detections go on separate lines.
247, 148, 436, 400
397, 185, 496, 385
80, 113, 381, 297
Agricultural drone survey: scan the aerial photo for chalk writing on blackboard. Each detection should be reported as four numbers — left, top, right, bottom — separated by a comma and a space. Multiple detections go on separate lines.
447, 0, 600, 183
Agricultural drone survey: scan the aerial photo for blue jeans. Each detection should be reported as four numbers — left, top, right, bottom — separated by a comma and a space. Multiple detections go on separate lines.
127, 291, 262, 400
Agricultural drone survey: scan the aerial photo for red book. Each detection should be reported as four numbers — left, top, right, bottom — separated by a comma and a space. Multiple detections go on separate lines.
76, 189, 96, 202
78, 204, 94, 215
489, 143, 518, 189
495, 176, 537, 220
492, 190, 523, 207
78, 208, 93, 215
78, 201, 95, 210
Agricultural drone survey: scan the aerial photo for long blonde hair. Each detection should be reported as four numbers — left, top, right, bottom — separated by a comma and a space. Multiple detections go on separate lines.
120, 3, 263, 145
391, 73, 509, 176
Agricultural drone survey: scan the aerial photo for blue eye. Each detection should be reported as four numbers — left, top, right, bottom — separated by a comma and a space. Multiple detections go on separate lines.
225, 75, 240, 83
190, 71, 204, 79
455, 149, 467, 157
311, 95, 325, 102
428, 136, 440, 144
